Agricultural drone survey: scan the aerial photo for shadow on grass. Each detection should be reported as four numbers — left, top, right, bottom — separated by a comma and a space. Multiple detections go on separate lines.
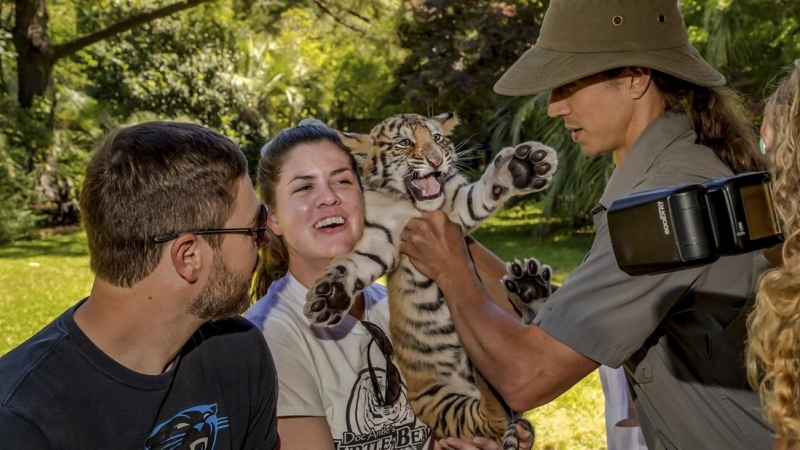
0, 231, 89, 260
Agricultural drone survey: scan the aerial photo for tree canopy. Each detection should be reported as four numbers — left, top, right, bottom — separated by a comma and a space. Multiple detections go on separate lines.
0, 0, 796, 242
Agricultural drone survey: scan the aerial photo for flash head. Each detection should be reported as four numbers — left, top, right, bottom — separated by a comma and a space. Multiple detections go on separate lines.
608, 172, 782, 276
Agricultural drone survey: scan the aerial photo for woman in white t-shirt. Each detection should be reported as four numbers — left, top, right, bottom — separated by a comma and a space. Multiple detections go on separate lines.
244, 120, 532, 450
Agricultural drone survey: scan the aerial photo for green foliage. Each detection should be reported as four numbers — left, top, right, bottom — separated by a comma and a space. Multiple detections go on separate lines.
82, 3, 245, 125
0, 230, 93, 354
683, 0, 800, 104
229, 4, 405, 132
0, 148, 39, 243
389, 0, 547, 144
0, 0, 408, 237
78, 1, 405, 173
0, 93, 51, 243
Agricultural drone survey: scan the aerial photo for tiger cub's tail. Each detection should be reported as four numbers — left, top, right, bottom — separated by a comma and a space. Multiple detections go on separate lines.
502, 417, 534, 450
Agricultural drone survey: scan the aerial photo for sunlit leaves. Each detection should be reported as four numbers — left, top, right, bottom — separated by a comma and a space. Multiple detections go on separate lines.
683, 0, 800, 102
389, 0, 545, 144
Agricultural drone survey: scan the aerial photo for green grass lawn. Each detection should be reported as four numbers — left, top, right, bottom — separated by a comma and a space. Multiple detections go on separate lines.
0, 204, 605, 449
0, 228, 94, 354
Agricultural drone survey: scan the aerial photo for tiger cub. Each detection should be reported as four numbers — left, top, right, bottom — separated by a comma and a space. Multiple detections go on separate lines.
303, 112, 557, 447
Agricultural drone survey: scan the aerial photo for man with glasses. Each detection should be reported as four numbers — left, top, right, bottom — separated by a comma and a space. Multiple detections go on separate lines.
0, 122, 279, 449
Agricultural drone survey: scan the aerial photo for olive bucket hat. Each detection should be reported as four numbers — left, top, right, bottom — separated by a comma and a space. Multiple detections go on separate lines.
494, 0, 726, 96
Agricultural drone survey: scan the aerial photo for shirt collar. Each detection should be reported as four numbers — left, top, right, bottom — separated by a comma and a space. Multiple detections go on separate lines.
597, 111, 694, 211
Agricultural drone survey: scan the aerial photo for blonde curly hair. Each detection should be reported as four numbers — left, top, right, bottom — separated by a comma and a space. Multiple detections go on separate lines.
747, 59, 800, 439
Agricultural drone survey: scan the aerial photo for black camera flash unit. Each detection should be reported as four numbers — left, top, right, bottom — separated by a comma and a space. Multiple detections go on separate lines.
608, 172, 782, 276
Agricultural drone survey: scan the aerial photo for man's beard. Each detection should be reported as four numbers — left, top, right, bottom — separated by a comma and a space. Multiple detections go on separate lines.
187, 254, 252, 322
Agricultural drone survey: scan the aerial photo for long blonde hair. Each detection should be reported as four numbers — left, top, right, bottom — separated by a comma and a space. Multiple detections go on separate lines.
746, 60, 800, 439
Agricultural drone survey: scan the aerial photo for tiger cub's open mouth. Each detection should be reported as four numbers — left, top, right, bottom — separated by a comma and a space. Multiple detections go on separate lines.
407, 172, 443, 201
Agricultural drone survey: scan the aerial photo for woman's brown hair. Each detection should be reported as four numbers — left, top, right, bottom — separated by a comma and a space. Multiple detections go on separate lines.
250, 122, 361, 302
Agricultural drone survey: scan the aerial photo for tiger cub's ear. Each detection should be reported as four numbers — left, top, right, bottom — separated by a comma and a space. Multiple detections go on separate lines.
337, 130, 372, 165
431, 112, 460, 136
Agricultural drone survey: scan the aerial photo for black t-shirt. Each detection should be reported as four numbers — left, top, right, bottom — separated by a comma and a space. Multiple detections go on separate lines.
0, 301, 279, 449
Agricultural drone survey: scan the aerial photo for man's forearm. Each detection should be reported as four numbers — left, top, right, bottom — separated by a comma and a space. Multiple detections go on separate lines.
435, 254, 597, 411
436, 264, 524, 367
399, 211, 596, 409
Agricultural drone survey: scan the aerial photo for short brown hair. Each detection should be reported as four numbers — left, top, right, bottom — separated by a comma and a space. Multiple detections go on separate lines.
80, 122, 248, 287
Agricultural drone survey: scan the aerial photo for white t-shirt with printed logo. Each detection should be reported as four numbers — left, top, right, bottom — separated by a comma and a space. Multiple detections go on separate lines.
245, 274, 432, 450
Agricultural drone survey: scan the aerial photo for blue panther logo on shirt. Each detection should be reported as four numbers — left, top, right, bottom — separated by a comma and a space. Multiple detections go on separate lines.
145, 404, 229, 450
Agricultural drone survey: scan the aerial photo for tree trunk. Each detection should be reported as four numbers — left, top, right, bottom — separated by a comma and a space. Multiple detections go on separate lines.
12, 0, 213, 108
11, 0, 61, 224
9, 0, 212, 224
13, 0, 54, 108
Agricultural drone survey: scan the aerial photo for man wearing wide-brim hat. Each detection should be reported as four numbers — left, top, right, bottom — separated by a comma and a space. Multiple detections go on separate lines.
400, 0, 774, 449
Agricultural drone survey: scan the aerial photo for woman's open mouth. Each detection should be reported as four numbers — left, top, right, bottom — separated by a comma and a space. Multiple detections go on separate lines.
314, 216, 346, 230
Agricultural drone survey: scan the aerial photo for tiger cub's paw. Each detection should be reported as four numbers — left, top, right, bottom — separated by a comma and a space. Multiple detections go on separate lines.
502, 257, 553, 325
304, 261, 365, 327
490, 142, 557, 199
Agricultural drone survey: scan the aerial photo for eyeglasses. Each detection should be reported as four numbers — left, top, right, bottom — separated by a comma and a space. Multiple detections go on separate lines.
152, 204, 270, 248
362, 320, 402, 406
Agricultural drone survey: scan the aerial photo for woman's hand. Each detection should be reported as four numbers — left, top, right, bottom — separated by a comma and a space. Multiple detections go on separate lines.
432, 422, 534, 450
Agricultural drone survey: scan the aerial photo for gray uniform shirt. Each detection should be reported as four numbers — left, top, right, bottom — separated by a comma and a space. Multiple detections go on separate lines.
534, 112, 773, 449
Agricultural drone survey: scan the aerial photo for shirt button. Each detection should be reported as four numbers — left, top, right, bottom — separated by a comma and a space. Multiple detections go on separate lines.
638, 364, 652, 382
